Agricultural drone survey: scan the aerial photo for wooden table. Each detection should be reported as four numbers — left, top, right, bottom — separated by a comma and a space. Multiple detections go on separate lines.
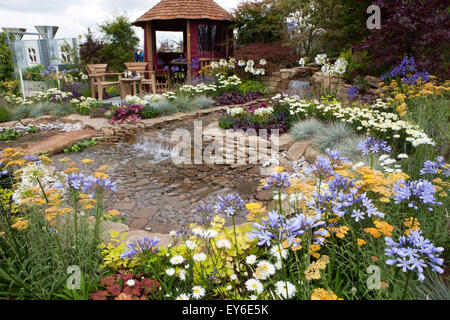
120, 77, 143, 99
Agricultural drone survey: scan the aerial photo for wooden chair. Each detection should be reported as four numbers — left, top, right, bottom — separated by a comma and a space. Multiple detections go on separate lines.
86, 64, 122, 102
124, 62, 157, 94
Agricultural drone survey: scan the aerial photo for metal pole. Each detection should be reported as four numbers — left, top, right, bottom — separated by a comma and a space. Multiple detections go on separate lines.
18, 68, 26, 98
56, 65, 60, 90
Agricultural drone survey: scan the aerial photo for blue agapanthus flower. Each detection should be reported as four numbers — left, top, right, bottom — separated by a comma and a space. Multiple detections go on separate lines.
420, 156, 449, 178
325, 149, 350, 167
328, 174, 355, 194
215, 193, 244, 216
264, 171, 292, 193
120, 237, 161, 260
58, 173, 91, 192
333, 188, 385, 222
357, 137, 391, 155
393, 179, 442, 211
85, 176, 117, 194
385, 230, 444, 282
305, 155, 334, 180
308, 190, 337, 216
347, 85, 359, 99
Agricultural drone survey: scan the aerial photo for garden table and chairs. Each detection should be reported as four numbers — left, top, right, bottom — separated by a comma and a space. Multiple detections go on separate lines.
86, 64, 123, 102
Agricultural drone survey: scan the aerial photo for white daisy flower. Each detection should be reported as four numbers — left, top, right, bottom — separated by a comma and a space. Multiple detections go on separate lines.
170, 255, 185, 265
275, 281, 297, 299
166, 268, 175, 276
126, 279, 135, 287
246, 255, 257, 265
176, 293, 190, 300
216, 239, 231, 249
193, 253, 206, 262
245, 278, 264, 294
192, 286, 206, 299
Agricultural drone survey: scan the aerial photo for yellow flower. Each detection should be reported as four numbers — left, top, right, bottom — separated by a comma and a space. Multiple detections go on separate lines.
311, 288, 343, 300
364, 227, 381, 239
11, 219, 29, 230
81, 159, 94, 164
64, 167, 79, 174
94, 172, 109, 179
83, 204, 95, 210
108, 210, 120, 217
271, 166, 284, 173
374, 220, 395, 236
58, 157, 72, 163
97, 165, 110, 172
357, 238, 367, 246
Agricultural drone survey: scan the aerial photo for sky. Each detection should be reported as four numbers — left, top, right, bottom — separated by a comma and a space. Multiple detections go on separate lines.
0, 0, 242, 46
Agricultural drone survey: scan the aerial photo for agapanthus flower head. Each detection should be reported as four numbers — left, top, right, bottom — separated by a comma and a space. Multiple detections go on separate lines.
120, 237, 161, 260
347, 85, 359, 99
385, 230, 444, 282
357, 137, 392, 155
393, 179, 442, 211
305, 156, 334, 181
325, 149, 350, 167
85, 175, 117, 194
61, 172, 90, 192
333, 188, 385, 222
215, 193, 244, 216
420, 156, 449, 178
264, 171, 292, 193
328, 174, 355, 194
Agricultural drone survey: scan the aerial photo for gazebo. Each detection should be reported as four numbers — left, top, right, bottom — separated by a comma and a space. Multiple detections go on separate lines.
132, 0, 234, 81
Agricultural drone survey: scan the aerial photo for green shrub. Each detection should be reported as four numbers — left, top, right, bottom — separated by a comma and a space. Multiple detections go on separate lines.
140, 106, 157, 119
192, 95, 215, 109
0, 105, 11, 122
239, 80, 268, 94
64, 138, 98, 153
290, 119, 325, 141
22, 64, 44, 81
0, 129, 23, 141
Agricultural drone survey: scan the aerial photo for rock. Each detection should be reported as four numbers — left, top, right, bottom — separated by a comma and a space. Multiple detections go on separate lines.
287, 141, 310, 161
26, 128, 97, 156
114, 201, 136, 211
130, 218, 149, 229
131, 206, 158, 219
0, 121, 18, 128
365, 75, 381, 88
304, 146, 320, 164
102, 128, 114, 137
256, 190, 272, 201
234, 178, 258, 196
145, 222, 180, 234
101, 222, 130, 243
31, 115, 57, 125
122, 230, 152, 244
274, 133, 295, 151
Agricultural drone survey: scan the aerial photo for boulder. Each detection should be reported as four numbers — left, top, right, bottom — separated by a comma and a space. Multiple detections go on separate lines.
287, 141, 310, 161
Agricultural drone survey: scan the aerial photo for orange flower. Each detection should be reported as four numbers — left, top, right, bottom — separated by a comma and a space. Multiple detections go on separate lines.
364, 227, 381, 239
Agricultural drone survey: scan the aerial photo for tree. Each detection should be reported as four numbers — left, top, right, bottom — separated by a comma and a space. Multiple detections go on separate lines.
79, 28, 106, 67
233, 0, 287, 46
357, 0, 450, 79
0, 32, 15, 82
98, 11, 140, 72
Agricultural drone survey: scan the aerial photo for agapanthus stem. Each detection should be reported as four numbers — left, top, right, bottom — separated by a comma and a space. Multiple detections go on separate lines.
232, 216, 241, 274
401, 272, 412, 300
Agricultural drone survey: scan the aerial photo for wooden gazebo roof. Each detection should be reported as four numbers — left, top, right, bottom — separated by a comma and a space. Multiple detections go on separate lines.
133, 0, 233, 27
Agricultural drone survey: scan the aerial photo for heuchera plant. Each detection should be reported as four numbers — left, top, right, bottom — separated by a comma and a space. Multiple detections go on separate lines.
215, 91, 262, 106
91, 271, 160, 300
109, 104, 143, 124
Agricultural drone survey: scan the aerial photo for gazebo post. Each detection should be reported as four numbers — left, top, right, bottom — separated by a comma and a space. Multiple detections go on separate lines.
186, 19, 192, 82
146, 22, 154, 71
225, 26, 230, 59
